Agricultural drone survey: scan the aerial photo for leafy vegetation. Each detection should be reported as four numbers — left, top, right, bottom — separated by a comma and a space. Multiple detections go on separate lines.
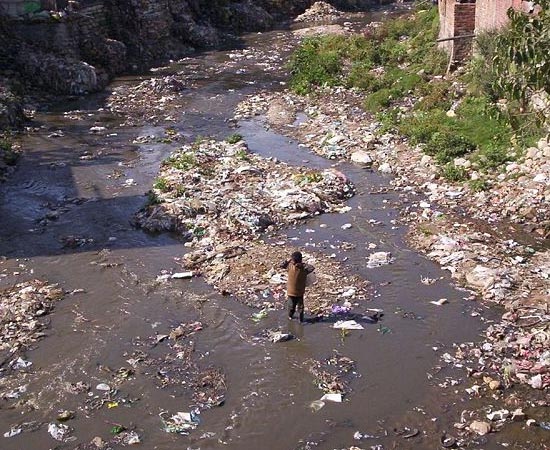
0, 138, 18, 165
153, 177, 170, 192
226, 133, 243, 144
164, 152, 197, 171
287, 2, 548, 182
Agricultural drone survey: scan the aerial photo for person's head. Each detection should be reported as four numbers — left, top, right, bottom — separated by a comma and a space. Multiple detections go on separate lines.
291, 251, 303, 263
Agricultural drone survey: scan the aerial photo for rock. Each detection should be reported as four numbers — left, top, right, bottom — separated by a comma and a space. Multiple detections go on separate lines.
526, 147, 539, 159
350, 150, 373, 166
454, 157, 470, 168
511, 408, 526, 421
528, 374, 543, 389
378, 162, 392, 173
469, 420, 491, 435
420, 154, 432, 166
465, 265, 497, 291
533, 173, 547, 183
488, 380, 501, 390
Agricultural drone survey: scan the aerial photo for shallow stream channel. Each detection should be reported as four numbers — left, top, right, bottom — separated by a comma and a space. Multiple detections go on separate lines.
0, 8, 518, 450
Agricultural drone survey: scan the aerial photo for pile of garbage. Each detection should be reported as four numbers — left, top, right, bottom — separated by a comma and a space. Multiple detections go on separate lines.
294, 2, 343, 23
0, 280, 64, 360
308, 351, 356, 396
135, 138, 355, 239
107, 74, 191, 126
180, 241, 369, 313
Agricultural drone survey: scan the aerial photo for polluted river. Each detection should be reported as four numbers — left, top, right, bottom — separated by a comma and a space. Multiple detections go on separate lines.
0, 7, 545, 450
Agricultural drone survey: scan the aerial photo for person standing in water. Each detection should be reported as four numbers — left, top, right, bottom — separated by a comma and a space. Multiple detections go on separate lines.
280, 251, 314, 323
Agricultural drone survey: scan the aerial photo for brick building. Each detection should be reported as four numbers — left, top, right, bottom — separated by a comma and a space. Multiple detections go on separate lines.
438, 0, 536, 63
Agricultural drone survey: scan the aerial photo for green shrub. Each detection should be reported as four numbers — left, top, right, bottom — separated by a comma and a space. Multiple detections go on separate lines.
153, 177, 170, 192
440, 163, 468, 182
226, 133, 243, 144
474, 144, 513, 170
164, 152, 197, 171
146, 191, 162, 206
424, 132, 476, 164
416, 80, 452, 111
468, 178, 489, 192
345, 63, 380, 91
364, 89, 393, 112
288, 36, 343, 94
397, 109, 454, 144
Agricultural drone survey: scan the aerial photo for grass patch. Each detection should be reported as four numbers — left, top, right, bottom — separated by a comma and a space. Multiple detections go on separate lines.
0, 138, 18, 166
440, 163, 468, 182
153, 177, 170, 193
226, 133, 243, 144
164, 152, 197, 171
294, 171, 324, 184
468, 178, 489, 192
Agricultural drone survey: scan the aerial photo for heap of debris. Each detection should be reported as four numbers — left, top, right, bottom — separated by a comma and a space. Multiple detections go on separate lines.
294, 2, 343, 23
0, 280, 64, 363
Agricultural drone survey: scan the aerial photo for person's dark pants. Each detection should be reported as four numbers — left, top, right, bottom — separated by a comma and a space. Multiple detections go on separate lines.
288, 295, 304, 322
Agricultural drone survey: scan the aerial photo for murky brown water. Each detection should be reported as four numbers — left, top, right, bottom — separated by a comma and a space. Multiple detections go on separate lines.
1, 7, 544, 450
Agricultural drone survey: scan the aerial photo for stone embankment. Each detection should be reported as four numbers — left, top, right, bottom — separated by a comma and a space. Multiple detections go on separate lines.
0, 0, 377, 129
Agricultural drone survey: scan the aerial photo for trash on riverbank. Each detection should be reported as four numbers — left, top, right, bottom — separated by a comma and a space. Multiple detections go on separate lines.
294, 1, 342, 23
160, 410, 200, 434
333, 320, 364, 330
308, 352, 356, 395
0, 280, 64, 363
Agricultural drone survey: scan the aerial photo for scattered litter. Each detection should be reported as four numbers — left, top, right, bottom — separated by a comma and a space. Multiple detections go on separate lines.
10, 357, 32, 370
3, 428, 22, 438
309, 399, 325, 412
320, 393, 342, 402
269, 331, 294, 343
48, 423, 71, 441
251, 309, 269, 322
430, 298, 448, 306
171, 271, 194, 279
341, 223, 352, 230
367, 252, 393, 268
333, 320, 364, 330
161, 411, 201, 434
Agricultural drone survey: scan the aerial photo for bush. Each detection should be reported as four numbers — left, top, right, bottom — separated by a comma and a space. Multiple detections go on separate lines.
475, 144, 514, 170
469, 178, 489, 192
164, 152, 196, 170
397, 109, 454, 144
153, 177, 170, 192
424, 132, 476, 164
364, 89, 393, 112
440, 163, 468, 182
226, 133, 243, 144
288, 36, 343, 94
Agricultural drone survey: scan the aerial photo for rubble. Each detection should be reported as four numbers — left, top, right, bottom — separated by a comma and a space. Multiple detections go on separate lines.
0, 280, 64, 361
294, 2, 342, 23
136, 138, 369, 313
307, 351, 356, 395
